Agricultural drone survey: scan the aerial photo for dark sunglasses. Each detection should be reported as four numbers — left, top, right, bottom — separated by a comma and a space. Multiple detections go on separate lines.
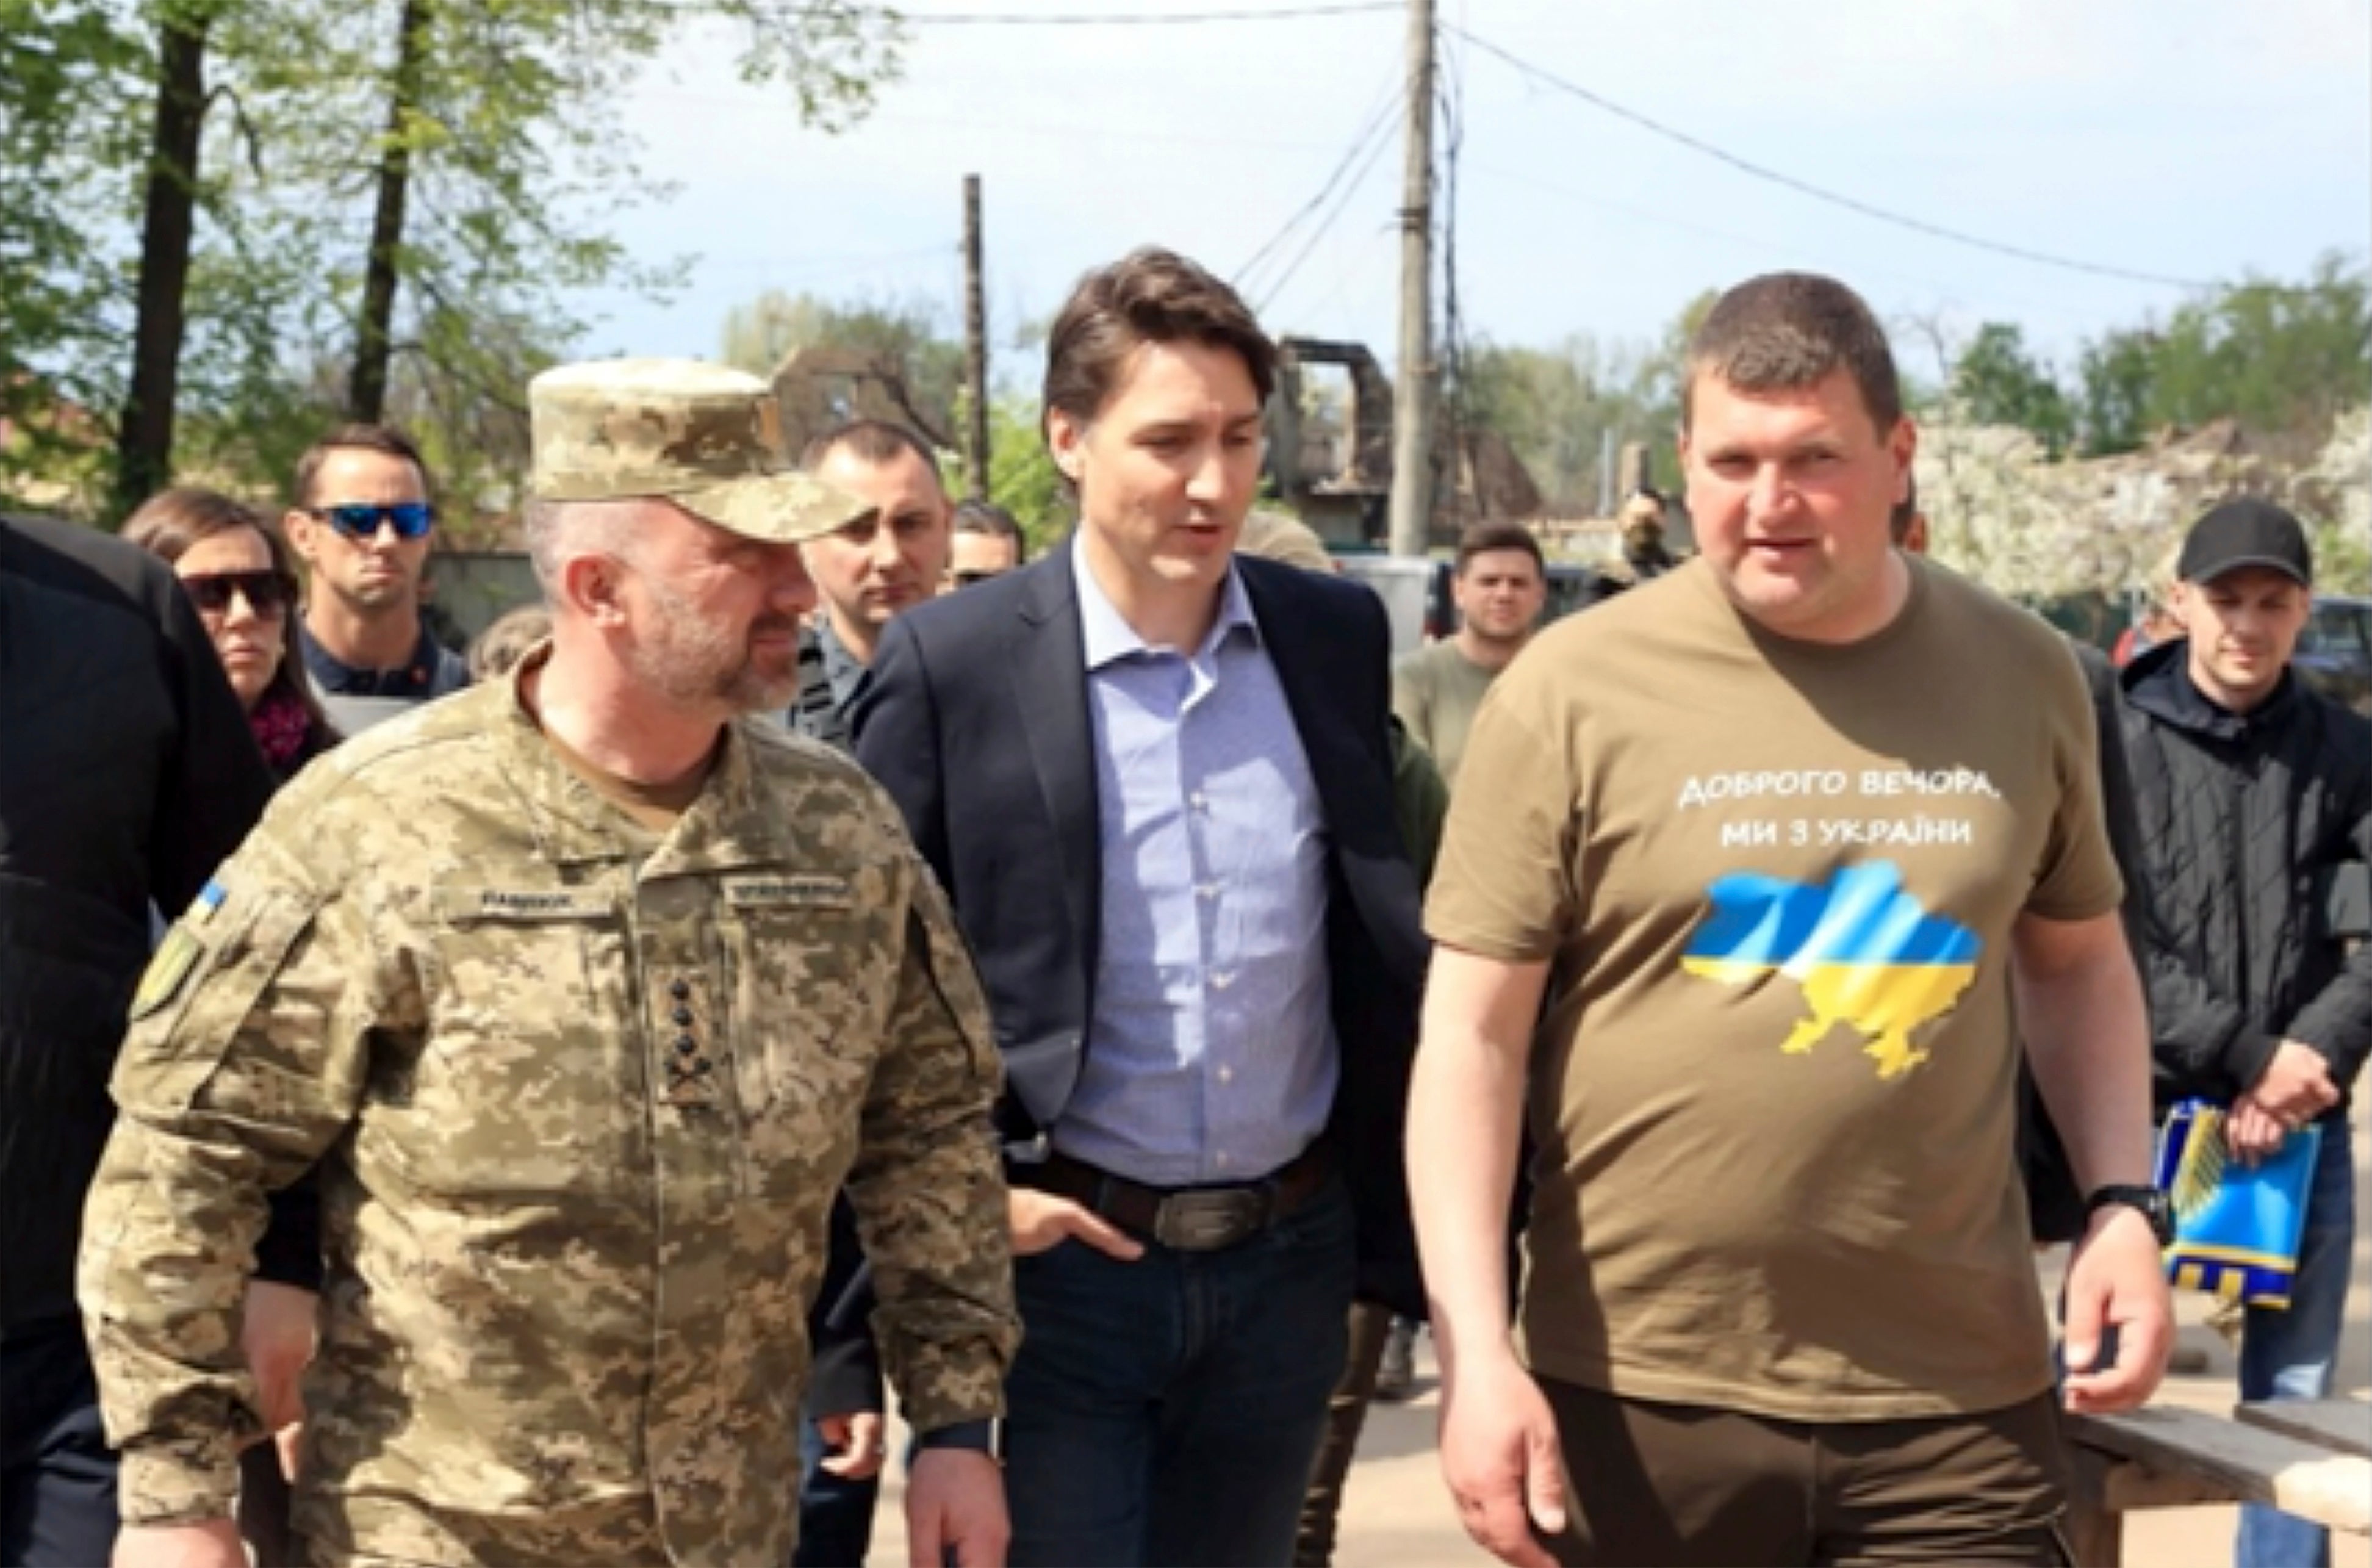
182, 570, 297, 617
308, 501, 435, 541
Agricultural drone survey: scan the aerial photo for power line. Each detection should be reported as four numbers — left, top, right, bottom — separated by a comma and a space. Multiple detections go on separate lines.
1235, 77, 1402, 292
1251, 104, 1400, 315
1447, 22, 2215, 292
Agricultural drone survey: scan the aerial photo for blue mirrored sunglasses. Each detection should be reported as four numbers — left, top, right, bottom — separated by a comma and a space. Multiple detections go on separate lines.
309, 501, 435, 541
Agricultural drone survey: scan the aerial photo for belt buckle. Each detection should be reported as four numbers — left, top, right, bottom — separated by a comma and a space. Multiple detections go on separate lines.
1153, 1188, 1267, 1251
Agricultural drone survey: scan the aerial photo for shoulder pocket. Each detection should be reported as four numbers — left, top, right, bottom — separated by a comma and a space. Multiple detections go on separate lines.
119, 886, 317, 1113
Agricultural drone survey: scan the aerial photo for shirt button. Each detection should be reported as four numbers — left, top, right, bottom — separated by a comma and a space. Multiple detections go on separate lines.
1209, 971, 1234, 990
1189, 791, 1209, 812
1215, 1150, 1231, 1170
1196, 883, 1218, 901
675, 1034, 697, 1055
1217, 1065, 1234, 1084
669, 979, 691, 1001
670, 1005, 693, 1026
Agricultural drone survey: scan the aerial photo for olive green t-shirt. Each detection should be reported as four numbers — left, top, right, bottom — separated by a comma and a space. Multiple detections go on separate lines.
1393, 639, 1502, 789
1427, 554, 2122, 1420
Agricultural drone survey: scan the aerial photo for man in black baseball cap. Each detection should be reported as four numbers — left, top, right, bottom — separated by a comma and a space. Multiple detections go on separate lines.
2116, 494, 2372, 1568
2175, 495, 2314, 594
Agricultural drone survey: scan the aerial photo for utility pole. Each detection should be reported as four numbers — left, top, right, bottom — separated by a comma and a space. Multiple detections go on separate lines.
961, 174, 990, 499
1386, 0, 1436, 557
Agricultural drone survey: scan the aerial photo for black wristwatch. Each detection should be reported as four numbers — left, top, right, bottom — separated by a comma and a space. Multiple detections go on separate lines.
2085, 1184, 2174, 1246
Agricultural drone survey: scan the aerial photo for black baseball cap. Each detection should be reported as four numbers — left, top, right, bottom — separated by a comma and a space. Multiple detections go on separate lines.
2177, 498, 2313, 588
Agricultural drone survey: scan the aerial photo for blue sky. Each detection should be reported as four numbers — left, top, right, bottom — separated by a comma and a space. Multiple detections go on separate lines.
578, 0, 2371, 393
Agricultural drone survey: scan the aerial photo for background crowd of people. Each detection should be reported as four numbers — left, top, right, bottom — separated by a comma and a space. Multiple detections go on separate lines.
0, 250, 2362, 1568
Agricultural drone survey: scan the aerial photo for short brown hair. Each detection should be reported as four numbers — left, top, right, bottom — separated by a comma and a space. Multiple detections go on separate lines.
1682, 273, 1901, 436
1043, 248, 1276, 436
290, 423, 431, 509
1454, 521, 1544, 576
954, 498, 1025, 546
799, 419, 944, 486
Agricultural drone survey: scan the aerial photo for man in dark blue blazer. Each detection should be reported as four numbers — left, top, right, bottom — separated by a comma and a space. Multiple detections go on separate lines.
852, 248, 1425, 1568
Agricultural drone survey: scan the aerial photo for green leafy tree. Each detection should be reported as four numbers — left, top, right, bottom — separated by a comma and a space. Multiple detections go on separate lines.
2075, 328, 2163, 457
974, 394, 1066, 551
0, 0, 143, 512
4, 0, 902, 520
2145, 253, 2369, 439
1951, 323, 2074, 457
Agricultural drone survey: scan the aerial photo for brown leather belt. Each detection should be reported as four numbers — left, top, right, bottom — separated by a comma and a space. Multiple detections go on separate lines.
1021, 1144, 1332, 1253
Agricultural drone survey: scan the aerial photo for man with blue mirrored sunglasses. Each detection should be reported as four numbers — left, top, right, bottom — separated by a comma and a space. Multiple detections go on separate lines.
283, 425, 469, 733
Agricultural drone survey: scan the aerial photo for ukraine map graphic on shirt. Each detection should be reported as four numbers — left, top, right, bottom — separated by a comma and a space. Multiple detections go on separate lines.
1681, 860, 1978, 1079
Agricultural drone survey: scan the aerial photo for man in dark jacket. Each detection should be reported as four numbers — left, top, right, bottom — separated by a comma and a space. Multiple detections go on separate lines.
853, 248, 1426, 1568
2118, 497, 2372, 1568
1, 513, 276, 1564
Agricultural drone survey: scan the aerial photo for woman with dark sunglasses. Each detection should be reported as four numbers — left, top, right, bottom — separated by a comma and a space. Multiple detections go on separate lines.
123, 489, 340, 781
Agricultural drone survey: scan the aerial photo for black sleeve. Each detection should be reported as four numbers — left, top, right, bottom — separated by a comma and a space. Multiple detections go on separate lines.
802, 1198, 883, 1418
251, 1174, 323, 1293
2287, 756, 2372, 1088
849, 616, 951, 883
148, 567, 275, 916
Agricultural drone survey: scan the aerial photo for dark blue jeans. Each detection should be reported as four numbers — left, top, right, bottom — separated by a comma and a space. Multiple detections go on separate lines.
2235, 1117, 2356, 1568
0, 1320, 118, 1568
1004, 1174, 1355, 1568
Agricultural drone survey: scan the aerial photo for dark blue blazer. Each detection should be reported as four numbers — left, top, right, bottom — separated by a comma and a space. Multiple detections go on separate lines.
850, 538, 1428, 1314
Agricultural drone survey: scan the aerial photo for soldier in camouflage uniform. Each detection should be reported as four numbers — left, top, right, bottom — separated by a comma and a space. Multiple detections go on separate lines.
79, 358, 1021, 1568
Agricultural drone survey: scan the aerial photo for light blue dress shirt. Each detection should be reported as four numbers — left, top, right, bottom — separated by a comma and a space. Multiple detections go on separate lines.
1051, 546, 1338, 1188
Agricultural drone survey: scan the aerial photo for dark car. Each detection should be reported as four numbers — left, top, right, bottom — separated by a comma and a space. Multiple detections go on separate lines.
2297, 594, 2372, 716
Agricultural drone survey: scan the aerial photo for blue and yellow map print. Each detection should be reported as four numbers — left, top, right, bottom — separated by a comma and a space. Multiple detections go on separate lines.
1683, 861, 1979, 1078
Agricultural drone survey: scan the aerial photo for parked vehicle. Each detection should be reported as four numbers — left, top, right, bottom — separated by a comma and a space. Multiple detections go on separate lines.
2297, 593, 2372, 715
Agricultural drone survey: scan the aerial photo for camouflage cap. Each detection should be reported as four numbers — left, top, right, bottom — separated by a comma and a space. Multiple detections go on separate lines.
528, 358, 871, 544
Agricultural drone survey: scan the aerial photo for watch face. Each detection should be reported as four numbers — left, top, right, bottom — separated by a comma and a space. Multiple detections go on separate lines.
2092, 1185, 2174, 1245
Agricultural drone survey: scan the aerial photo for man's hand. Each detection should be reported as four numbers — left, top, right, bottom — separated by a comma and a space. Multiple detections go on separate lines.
905, 1448, 1007, 1568
241, 1279, 317, 1481
816, 1410, 888, 1481
113, 1519, 244, 1568
1008, 1189, 1142, 1261
2225, 1093, 2293, 1166
1437, 1348, 1568, 1568
2248, 1041, 2340, 1129
2062, 1206, 2174, 1415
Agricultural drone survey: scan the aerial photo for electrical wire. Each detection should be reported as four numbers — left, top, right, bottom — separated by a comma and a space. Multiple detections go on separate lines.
1251, 111, 1399, 316
1447, 21, 2214, 292
1236, 77, 1402, 293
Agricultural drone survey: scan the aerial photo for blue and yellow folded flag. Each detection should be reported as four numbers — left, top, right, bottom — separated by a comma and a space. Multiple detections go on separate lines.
2154, 1098, 2321, 1311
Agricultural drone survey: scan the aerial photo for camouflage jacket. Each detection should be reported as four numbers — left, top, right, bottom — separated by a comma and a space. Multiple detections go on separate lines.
79, 666, 1017, 1567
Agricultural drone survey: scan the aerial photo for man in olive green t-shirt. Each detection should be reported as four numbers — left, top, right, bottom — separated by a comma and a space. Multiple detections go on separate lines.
1391, 522, 1547, 788
1406, 273, 2174, 1568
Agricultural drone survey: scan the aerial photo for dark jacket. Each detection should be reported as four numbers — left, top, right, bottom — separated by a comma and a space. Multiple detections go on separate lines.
2117, 639, 2372, 1119
780, 634, 885, 1422
852, 542, 1430, 1316
2018, 640, 2147, 1243
0, 514, 276, 1334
